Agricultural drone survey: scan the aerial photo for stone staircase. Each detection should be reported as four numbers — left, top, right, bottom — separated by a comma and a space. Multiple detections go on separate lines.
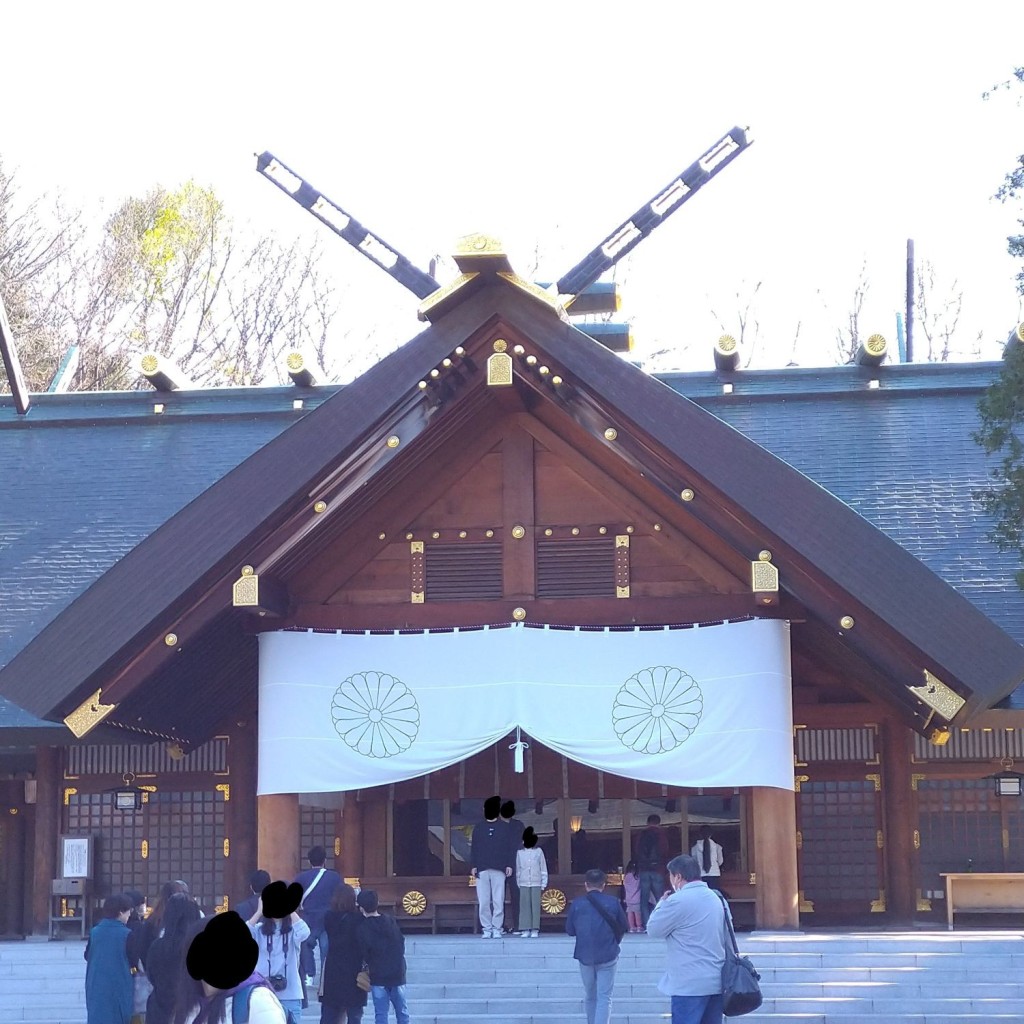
3, 930, 1024, 1023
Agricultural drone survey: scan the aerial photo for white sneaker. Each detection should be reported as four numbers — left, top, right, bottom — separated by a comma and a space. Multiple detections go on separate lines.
530, 930, 539, 937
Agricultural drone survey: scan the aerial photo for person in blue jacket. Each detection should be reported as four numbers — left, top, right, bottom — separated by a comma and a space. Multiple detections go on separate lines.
85, 893, 134, 1024
566, 869, 629, 1024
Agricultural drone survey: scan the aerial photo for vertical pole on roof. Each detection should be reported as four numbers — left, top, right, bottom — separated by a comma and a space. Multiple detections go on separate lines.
0, 290, 30, 414
905, 238, 915, 363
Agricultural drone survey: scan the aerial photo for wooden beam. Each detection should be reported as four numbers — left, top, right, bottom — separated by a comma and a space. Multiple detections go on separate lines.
30, 746, 60, 935
273, 593, 800, 631
502, 427, 536, 599
880, 721, 917, 922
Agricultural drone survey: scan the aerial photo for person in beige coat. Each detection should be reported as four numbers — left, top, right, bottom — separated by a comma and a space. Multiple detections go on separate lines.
515, 827, 549, 937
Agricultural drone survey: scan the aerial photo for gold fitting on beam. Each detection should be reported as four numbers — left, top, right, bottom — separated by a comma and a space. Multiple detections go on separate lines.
232, 571, 260, 608
63, 690, 118, 738
512, 607, 527, 621
313, 500, 328, 514
164, 633, 178, 646
908, 669, 966, 721
840, 615, 855, 630
603, 427, 618, 441
386, 435, 401, 449
681, 488, 695, 502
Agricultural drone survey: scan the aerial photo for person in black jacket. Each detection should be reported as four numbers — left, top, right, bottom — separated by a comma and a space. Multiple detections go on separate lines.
499, 801, 524, 934
566, 869, 629, 1024
236, 871, 271, 926
145, 893, 202, 1024
320, 883, 367, 1024
356, 890, 409, 1024
470, 795, 512, 938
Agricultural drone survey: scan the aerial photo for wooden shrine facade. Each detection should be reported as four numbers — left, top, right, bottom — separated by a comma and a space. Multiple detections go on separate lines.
3, 249, 1024, 935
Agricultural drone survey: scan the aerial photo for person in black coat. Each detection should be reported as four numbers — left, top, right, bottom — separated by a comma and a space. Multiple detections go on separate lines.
356, 890, 409, 1024
319, 883, 367, 1024
145, 893, 203, 1024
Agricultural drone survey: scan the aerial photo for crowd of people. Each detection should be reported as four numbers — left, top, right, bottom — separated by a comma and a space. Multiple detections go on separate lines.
82, 852, 409, 1024
84, 812, 731, 1024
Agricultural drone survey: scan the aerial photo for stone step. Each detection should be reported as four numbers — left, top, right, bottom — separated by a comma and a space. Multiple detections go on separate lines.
5, 932, 1023, 1023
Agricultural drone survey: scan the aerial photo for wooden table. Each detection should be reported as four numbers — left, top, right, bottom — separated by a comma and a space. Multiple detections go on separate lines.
941, 872, 1024, 929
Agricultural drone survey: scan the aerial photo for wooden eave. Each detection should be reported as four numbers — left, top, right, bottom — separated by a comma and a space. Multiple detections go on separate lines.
1, 281, 1021, 740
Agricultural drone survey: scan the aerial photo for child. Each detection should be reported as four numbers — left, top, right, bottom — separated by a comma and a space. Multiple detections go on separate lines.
623, 860, 643, 933
515, 827, 549, 938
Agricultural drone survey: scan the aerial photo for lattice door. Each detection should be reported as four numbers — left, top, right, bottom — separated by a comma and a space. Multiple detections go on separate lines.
916, 778, 1021, 892
796, 776, 885, 916
64, 788, 225, 913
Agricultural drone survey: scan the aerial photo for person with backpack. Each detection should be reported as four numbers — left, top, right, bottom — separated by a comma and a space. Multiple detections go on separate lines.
565, 869, 629, 1024
172, 915, 286, 1024
633, 814, 670, 929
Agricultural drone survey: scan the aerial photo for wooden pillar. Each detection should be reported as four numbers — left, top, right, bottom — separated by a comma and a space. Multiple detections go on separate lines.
227, 719, 258, 904
751, 786, 799, 929
880, 720, 916, 923
31, 746, 61, 936
340, 796, 363, 878
257, 794, 300, 885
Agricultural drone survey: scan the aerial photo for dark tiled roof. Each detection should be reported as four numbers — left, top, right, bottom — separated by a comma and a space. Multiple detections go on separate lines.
2, 355, 1022, 723
666, 363, 1024, 645
0, 387, 334, 729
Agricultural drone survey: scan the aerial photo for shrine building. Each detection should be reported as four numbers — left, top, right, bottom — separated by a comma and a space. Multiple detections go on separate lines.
3, 241, 1024, 938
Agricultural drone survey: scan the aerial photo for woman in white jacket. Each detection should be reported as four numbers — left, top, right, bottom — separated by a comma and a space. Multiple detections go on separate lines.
515, 827, 549, 937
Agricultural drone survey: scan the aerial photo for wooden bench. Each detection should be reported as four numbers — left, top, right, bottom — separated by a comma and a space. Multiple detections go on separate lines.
941, 872, 1024, 929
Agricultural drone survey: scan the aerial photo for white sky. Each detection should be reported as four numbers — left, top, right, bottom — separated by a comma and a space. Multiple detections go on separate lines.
3, 2, 1024, 375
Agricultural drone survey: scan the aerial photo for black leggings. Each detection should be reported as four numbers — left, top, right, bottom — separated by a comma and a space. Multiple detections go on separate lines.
319, 1001, 364, 1024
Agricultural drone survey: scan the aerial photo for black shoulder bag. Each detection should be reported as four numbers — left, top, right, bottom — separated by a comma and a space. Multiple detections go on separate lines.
714, 891, 762, 1017
586, 892, 626, 944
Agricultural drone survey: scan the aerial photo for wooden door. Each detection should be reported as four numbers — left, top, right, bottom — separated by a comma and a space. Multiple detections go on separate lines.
916, 778, 1024, 902
796, 774, 885, 918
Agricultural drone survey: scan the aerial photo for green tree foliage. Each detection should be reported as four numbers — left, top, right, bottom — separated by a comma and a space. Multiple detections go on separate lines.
974, 67, 1024, 584
1, 167, 343, 393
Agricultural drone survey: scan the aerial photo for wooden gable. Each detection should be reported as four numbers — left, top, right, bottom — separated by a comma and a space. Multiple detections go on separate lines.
2, 275, 1022, 748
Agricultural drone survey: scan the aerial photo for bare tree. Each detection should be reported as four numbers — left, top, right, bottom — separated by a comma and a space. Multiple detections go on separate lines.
914, 259, 963, 362
1, 170, 350, 394
823, 258, 870, 364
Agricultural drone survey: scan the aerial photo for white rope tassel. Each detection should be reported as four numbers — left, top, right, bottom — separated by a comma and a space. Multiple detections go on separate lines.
510, 725, 529, 774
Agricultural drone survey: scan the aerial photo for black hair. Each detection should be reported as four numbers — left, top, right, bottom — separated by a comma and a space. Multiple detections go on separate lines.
484, 795, 501, 820
584, 868, 607, 889
356, 889, 379, 913
307, 845, 326, 866
249, 869, 271, 894
102, 894, 132, 918
646, 813, 662, 825
698, 824, 713, 838
625, 859, 638, 876
522, 826, 537, 849
177, 912, 258, 1020
163, 892, 202, 946
500, 800, 516, 819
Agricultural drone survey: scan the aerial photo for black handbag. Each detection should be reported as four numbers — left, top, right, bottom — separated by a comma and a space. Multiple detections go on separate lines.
714, 891, 762, 1017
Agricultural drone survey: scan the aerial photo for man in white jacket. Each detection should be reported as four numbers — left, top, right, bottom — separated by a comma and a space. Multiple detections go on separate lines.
645, 854, 729, 1024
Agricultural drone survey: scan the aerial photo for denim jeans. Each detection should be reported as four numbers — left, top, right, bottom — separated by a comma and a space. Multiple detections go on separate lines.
578, 958, 617, 1024
370, 984, 410, 1024
279, 998, 303, 1024
638, 870, 663, 926
670, 993, 724, 1024
300, 920, 328, 977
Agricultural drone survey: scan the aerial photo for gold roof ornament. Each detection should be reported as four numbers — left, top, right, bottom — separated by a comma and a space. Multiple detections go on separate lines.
63, 688, 118, 738
908, 669, 966, 721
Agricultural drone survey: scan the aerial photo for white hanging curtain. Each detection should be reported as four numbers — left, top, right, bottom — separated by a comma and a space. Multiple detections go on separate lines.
257, 618, 793, 794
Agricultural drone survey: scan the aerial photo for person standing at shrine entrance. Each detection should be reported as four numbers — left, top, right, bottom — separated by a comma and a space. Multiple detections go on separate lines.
470, 796, 512, 938
633, 814, 670, 929
690, 826, 724, 891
